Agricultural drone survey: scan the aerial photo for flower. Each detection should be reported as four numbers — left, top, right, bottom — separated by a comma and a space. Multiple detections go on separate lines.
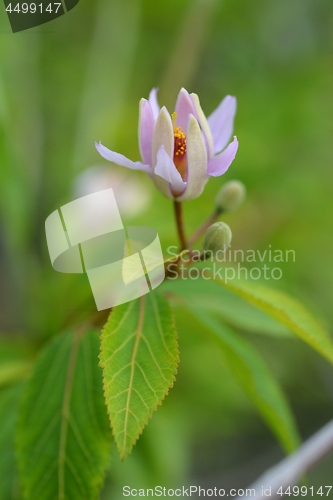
95, 88, 238, 202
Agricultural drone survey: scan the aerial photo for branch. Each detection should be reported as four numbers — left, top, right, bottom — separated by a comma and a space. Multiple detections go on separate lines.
236, 419, 333, 500
188, 208, 222, 246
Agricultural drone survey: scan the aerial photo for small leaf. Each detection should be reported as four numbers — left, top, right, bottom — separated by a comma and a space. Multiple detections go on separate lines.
186, 307, 300, 453
212, 278, 333, 365
0, 383, 24, 500
16, 330, 112, 500
100, 291, 179, 460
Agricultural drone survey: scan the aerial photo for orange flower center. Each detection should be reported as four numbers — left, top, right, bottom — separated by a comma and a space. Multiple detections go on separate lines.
172, 113, 187, 182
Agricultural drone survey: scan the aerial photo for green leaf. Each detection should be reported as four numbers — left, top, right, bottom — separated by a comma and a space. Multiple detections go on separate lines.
0, 383, 24, 500
16, 330, 112, 500
0, 337, 34, 388
163, 278, 291, 337
185, 307, 300, 453
100, 291, 179, 460
210, 278, 333, 365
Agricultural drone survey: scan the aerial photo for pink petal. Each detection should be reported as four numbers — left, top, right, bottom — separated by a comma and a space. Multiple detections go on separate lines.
177, 115, 207, 202
154, 146, 186, 197
148, 88, 160, 121
207, 136, 238, 177
207, 95, 237, 155
95, 142, 151, 174
174, 88, 196, 130
138, 98, 154, 166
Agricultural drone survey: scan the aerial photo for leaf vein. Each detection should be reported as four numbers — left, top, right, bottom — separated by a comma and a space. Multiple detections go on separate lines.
58, 330, 83, 500
150, 293, 176, 359
109, 388, 129, 400
103, 332, 136, 364
104, 363, 131, 386
31, 459, 58, 498
132, 387, 150, 410
135, 362, 158, 399
68, 412, 94, 463
31, 411, 60, 457
140, 334, 169, 382
64, 455, 87, 497
104, 300, 135, 337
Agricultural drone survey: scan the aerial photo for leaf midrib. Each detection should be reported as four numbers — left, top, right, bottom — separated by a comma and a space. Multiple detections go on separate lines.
58, 329, 84, 499
121, 295, 146, 459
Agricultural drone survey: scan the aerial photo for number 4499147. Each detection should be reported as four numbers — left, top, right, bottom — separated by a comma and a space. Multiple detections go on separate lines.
277, 486, 332, 496
6, 3, 62, 14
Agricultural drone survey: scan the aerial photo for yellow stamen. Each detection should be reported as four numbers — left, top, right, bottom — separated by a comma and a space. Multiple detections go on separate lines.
173, 121, 187, 181
171, 112, 187, 180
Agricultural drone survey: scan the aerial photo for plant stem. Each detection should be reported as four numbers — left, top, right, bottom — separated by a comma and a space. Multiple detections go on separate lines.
188, 208, 222, 246
173, 201, 187, 250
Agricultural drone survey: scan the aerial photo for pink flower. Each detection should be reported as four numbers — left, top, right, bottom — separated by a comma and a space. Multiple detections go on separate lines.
95, 88, 238, 202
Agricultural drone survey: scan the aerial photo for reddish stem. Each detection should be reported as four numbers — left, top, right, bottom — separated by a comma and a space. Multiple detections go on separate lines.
188, 208, 222, 246
173, 201, 187, 250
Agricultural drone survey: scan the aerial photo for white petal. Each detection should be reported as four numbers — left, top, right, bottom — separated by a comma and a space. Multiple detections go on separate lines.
207, 95, 237, 155
190, 93, 214, 159
151, 106, 174, 199
177, 115, 207, 202
154, 146, 186, 196
95, 142, 151, 173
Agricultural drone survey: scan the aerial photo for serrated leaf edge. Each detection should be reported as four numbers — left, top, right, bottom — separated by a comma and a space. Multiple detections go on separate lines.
99, 293, 179, 461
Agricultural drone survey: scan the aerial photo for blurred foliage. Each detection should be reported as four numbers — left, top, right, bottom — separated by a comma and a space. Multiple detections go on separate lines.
1, 0, 333, 497
16, 329, 112, 500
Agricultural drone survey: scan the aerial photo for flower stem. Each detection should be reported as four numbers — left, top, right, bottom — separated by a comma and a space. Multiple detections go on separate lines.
173, 201, 187, 250
188, 208, 222, 246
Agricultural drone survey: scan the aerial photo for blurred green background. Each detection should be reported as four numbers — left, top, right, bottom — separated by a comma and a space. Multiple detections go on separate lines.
1, 0, 333, 497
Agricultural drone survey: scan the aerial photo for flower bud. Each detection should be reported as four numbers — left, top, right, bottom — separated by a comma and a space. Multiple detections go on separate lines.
202, 222, 232, 255
215, 180, 246, 212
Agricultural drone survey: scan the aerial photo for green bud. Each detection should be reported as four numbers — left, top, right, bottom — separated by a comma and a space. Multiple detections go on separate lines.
215, 180, 246, 212
202, 222, 232, 255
